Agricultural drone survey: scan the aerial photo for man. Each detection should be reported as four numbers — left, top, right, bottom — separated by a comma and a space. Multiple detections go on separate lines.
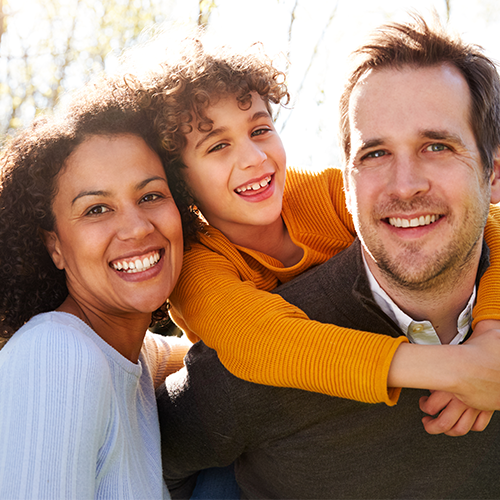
158, 16, 500, 498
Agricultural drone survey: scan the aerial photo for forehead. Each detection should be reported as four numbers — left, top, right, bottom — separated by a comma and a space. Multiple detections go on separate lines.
57, 134, 165, 192
348, 64, 473, 151
191, 92, 269, 124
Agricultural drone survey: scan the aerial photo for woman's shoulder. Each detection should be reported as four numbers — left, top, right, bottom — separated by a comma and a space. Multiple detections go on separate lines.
0, 312, 111, 376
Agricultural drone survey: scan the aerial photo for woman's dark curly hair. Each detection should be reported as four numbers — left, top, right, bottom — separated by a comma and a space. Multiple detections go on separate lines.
133, 38, 290, 236
0, 76, 197, 338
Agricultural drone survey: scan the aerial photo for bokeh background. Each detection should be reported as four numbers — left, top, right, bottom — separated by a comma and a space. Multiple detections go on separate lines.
1, 0, 498, 168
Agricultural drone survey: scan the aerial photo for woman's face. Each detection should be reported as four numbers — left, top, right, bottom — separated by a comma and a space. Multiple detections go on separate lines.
45, 134, 184, 317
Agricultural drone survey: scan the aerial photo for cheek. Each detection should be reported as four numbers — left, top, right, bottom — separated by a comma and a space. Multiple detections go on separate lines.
184, 166, 211, 202
272, 141, 287, 169
160, 207, 184, 246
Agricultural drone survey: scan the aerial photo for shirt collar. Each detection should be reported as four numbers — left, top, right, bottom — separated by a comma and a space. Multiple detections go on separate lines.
361, 251, 475, 345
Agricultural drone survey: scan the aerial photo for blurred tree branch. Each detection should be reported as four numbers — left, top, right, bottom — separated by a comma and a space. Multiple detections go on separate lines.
0, 0, 5, 46
198, 0, 216, 28
278, 1, 338, 132
0, 0, 178, 137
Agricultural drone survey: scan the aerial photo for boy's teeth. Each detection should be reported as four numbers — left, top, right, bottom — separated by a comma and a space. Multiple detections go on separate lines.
111, 251, 161, 273
236, 176, 271, 193
388, 215, 438, 228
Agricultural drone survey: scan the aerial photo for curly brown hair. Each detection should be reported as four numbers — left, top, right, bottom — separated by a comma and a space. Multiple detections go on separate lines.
133, 38, 290, 231
0, 76, 197, 338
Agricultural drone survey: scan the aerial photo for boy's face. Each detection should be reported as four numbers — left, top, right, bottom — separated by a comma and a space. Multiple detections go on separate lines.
181, 92, 287, 242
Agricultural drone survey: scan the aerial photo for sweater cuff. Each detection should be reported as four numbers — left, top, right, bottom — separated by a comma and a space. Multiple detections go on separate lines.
376, 335, 408, 407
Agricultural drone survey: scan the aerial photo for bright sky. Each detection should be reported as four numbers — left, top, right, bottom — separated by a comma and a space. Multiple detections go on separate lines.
193, 0, 500, 169
9, 0, 500, 168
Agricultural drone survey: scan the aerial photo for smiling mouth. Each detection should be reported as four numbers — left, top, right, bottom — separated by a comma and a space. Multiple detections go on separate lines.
235, 175, 272, 194
387, 214, 442, 228
110, 250, 162, 273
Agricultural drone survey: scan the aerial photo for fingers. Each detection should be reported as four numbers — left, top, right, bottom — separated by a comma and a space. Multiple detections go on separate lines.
421, 394, 494, 436
419, 391, 452, 416
471, 411, 494, 432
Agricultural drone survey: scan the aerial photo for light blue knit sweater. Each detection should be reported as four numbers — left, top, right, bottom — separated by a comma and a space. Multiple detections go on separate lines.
0, 311, 170, 499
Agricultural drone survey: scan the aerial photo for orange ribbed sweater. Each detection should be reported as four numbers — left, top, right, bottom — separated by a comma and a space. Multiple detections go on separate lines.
170, 167, 500, 405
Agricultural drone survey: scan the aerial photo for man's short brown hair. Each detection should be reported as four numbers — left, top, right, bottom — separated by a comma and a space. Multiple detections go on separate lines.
339, 14, 500, 176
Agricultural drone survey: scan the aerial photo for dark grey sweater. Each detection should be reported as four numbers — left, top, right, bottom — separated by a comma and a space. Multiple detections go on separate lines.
158, 239, 500, 499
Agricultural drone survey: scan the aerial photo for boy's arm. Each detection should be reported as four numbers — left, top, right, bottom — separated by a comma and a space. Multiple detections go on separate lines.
472, 204, 500, 326
172, 231, 500, 410
170, 242, 406, 405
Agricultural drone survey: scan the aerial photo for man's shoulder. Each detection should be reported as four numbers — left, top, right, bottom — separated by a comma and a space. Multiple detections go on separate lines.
275, 240, 362, 317
278, 240, 360, 291
274, 240, 402, 336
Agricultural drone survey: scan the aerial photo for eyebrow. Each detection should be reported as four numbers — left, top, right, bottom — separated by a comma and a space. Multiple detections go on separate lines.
421, 129, 466, 147
194, 110, 272, 150
355, 130, 466, 156
71, 176, 168, 205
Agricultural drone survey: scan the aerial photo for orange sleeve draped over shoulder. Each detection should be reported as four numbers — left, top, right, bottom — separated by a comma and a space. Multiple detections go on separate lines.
170, 167, 500, 405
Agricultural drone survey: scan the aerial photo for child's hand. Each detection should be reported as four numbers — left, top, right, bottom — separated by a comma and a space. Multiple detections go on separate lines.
419, 390, 494, 436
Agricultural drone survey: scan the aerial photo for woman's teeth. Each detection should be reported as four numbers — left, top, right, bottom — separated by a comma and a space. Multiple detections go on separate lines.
111, 251, 160, 273
236, 176, 271, 193
389, 214, 439, 228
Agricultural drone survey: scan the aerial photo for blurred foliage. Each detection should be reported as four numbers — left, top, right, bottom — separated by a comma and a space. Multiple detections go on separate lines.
0, 0, 217, 139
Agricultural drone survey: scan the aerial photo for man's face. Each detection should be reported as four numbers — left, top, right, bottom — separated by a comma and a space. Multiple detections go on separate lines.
344, 64, 500, 290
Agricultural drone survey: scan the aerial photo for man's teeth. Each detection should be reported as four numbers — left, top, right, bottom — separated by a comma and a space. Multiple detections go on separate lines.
111, 251, 160, 273
236, 176, 271, 193
389, 215, 439, 228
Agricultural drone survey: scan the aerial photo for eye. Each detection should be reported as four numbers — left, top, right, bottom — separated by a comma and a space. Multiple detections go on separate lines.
426, 143, 449, 152
363, 149, 386, 160
85, 205, 111, 216
252, 127, 271, 138
208, 143, 228, 153
141, 193, 162, 203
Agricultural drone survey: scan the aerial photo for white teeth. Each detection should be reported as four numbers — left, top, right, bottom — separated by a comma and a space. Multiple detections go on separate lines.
389, 215, 438, 228
111, 251, 161, 273
236, 176, 271, 193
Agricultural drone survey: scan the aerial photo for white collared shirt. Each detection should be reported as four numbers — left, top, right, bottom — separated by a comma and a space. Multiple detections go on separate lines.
362, 254, 474, 345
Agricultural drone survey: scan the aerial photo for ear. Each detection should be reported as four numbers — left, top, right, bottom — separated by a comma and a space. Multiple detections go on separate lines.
39, 228, 66, 270
490, 149, 500, 205
342, 167, 354, 214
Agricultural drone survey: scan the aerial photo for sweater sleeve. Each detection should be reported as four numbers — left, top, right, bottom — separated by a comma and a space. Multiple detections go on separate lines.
0, 320, 112, 499
170, 245, 406, 406
472, 204, 500, 326
142, 332, 189, 388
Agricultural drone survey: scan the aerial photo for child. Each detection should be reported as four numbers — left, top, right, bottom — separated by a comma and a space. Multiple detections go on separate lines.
141, 37, 500, 428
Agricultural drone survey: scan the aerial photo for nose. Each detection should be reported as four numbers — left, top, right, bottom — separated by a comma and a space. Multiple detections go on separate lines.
237, 139, 267, 170
387, 156, 430, 199
116, 207, 155, 241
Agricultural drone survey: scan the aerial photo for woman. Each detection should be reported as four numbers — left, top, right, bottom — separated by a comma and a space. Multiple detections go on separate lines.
0, 78, 192, 499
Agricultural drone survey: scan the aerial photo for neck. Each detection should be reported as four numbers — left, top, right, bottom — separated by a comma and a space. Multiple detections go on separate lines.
57, 295, 150, 363
220, 217, 304, 267
364, 248, 480, 344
